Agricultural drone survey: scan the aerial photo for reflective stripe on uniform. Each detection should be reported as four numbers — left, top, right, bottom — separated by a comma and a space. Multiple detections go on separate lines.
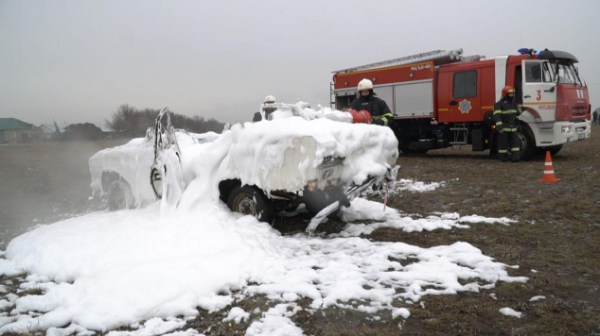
511, 147, 520, 151
498, 149, 508, 153
493, 110, 502, 115
496, 121, 503, 126
373, 113, 393, 126
503, 128, 518, 132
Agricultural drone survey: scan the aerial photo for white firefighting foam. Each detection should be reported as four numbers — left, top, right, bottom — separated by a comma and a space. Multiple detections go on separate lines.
0, 118, 524, 335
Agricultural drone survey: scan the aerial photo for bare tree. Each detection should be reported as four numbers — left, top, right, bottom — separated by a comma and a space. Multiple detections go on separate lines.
106, 104, 225, 137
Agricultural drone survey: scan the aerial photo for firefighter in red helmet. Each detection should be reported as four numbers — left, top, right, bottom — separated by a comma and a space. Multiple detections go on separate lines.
493, 86, 523, 162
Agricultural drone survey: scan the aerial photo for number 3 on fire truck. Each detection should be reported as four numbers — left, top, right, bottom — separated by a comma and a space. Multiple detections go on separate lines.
536, 90, 541, 101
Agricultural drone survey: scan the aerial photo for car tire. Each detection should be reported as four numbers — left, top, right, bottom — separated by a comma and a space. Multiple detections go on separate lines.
108, 179, 134, 211
226, 185, 274, 224
303, 186, 347, 216
150, 167, 163, 199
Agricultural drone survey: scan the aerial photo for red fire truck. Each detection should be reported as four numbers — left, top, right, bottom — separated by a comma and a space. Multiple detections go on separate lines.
331, 48, 592, 159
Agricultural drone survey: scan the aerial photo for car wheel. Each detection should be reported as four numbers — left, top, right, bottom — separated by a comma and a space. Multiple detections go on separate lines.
303, 186, 347, 216
227, 185, 274, 224
108, 179, 134, 211
150, 167, 163, 199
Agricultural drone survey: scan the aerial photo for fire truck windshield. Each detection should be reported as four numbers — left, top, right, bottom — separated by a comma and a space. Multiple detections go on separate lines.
550, 60, 582, 85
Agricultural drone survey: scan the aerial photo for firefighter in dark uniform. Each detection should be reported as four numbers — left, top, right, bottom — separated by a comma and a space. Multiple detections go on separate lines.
252, 95, 277, 122
350, 79, 393, 126
493, 86, 522, 162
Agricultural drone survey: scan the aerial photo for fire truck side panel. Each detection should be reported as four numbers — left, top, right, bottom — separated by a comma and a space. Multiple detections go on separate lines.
481, 66, 496, 116
334, 61, 436, 118
435, 70, 450, 121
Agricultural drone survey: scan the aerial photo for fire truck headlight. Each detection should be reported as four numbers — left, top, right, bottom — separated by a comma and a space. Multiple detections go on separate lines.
561, 126, 572, 134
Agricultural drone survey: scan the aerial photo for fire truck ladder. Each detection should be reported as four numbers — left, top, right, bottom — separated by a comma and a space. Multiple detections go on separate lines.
332, 49, 464, 74
449, 123, 469, 146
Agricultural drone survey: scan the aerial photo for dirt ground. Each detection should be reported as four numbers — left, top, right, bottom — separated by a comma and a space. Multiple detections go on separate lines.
1, 128, 600, 335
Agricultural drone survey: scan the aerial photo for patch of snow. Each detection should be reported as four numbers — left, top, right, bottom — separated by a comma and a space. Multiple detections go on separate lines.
394, 179, 445, 193
391, 308, 410, 319
529, 295, 546, 302
245, 315, 303, 336
163, 329, 204, 336
0, 260, 23, 278
0, 285, 6, 294
531, 269, 538, 273
490, 293, 497, 300
107, 317, 186, 336
338, 198, 514, 236
245, 304, 303, 336
0, 316, 42, 334
499, 307, 522, 318
46, 323, 95, 336
282, 293, 298, 302
458, 215, 516, 226
0, 300, 13, 310
223, 307, 249, 324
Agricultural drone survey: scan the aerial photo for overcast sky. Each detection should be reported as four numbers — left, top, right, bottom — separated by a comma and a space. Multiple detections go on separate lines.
1, 0, 599, 127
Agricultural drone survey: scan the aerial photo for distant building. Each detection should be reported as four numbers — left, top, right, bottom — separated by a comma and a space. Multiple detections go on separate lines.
0, 118, 43, 144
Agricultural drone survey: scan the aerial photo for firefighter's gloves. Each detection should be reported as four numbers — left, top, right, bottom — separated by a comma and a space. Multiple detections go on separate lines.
372, 118, 385, 126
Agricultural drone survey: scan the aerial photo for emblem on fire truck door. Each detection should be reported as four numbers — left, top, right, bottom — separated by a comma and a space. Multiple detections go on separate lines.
458, 99, 472, 114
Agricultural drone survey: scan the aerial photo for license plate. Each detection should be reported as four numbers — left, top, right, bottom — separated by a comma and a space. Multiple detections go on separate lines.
578, 133, 585, 140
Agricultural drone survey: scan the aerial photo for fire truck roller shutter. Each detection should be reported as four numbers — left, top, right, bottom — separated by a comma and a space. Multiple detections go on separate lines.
394, 80, 434, 118
373, 86, 394, 114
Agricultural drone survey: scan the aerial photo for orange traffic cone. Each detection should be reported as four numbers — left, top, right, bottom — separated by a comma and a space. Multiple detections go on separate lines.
539, 151, 560, 183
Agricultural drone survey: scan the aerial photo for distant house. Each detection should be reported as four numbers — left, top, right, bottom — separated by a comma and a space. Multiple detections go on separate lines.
0, 118, 43, 144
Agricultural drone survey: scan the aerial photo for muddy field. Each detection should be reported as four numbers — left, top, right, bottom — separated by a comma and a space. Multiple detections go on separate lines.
1, 128, 600, 335
0, 140, 128, 247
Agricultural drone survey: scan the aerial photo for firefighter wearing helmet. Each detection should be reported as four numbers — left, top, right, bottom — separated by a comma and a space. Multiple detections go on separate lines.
493, 86, 523, 162
252, 95, 277, 122
350, 79, 393, 126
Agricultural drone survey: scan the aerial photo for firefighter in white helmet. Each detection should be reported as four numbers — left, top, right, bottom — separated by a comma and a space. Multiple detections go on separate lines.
253, 95, 277, 122
350, 79, 393, 126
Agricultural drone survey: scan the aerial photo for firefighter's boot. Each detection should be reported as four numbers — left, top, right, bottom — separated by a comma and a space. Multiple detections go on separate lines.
511, 151, 520, 163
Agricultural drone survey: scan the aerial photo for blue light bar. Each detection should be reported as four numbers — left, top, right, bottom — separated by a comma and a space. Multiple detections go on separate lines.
518, 48, 530, 54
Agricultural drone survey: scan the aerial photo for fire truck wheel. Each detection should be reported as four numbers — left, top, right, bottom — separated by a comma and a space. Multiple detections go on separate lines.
546, 145, 563, 156
400, 145, 428, 155
516, 127, 535, 161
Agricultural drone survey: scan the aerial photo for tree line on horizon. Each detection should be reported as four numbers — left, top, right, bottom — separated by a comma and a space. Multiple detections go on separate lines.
106, 104, 226, 137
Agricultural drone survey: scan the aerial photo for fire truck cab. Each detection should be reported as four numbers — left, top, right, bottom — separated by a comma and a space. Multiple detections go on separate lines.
332, 48, 591, 159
